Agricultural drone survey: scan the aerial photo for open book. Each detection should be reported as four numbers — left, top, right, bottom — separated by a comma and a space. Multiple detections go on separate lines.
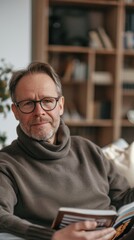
52, 202, 134, 240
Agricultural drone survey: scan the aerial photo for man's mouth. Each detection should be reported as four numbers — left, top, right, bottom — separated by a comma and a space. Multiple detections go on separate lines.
31, 121, 49, 126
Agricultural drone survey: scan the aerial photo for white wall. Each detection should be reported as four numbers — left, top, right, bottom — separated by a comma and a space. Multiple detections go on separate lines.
0, 0, 31, 144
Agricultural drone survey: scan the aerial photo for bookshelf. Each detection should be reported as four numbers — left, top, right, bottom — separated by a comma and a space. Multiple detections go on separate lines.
32, 0, 134, 147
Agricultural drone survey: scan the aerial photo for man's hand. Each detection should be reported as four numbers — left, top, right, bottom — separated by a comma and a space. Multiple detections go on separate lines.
52, 220, 116, 240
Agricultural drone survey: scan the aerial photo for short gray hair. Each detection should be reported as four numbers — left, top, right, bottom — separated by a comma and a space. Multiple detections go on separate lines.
9, 62, 62, 102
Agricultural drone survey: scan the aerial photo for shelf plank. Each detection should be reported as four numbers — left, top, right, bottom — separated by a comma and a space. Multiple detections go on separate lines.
65, 119, 113, 127
50, 0, 119, 6
123, 50, 134, 56
48, 45, 89, 53
48, 45, 116, 55
125, 3, 134, 7
122, 90, 134, 96
121, 119, 134, 127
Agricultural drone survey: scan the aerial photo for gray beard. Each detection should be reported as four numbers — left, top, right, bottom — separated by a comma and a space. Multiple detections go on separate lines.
20, 124, 57, 143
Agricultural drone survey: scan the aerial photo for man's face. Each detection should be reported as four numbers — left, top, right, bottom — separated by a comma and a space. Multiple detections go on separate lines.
12, 73, 64, 144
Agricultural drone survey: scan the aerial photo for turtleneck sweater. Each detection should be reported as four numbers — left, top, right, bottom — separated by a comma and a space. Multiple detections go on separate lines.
0, 119, 134, 239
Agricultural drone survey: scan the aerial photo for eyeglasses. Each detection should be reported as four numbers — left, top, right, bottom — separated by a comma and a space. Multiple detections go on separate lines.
14, 96, 60, 114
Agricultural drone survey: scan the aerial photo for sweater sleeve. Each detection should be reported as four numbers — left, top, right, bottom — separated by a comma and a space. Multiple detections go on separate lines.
0, 211, 55, 240
26, 225, 55, 240
0, 172, 55, 240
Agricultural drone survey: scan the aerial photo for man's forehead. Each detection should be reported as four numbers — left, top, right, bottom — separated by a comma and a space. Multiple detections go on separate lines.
14, 73, 57, 100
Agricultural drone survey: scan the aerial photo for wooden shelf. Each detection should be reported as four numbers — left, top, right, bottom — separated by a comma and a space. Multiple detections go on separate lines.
65, 119, 113, 127
48, 45, 117, 55
123, 90, 134, 96
121, 119, 134, 127
125, 3, 134, 7
123, 50, 134, 56
50, 0, 119, 6
48, 45, 90, 53
32, 0, 134, 146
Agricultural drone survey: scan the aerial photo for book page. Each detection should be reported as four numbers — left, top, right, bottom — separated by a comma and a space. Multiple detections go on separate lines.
59, 213, 116, 230
52, 207, 117, 230
112, 202, 134, 240
117, 202, 134, 215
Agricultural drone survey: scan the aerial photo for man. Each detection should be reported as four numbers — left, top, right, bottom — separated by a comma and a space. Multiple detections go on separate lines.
0, 62, 133, 240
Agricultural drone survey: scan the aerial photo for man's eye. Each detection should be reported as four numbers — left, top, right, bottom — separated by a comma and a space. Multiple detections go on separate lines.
43, 99, 53, 104
23, 101, 33, 107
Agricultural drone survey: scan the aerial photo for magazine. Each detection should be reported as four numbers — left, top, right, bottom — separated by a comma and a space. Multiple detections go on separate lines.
52, 202, 134, 240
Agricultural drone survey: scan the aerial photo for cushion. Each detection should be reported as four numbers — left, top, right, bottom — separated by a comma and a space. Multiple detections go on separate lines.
102, 139, 134, 187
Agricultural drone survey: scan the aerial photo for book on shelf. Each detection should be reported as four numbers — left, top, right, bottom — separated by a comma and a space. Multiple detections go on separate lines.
125, 12, 134, 33
121, 69, 134, 90
123, 31, 134, 49
62, 58, 87, 83
97, 27, 113, 49
73, 59, 87, 82
94, 101, 111, 119
123, 83, 134, 90
92, 71, 112, 85
89, 30, 104, 49
121, 69, 134, 83
62, 58, 75, 82
63, 101, 83, 121
52, 202, 134, 240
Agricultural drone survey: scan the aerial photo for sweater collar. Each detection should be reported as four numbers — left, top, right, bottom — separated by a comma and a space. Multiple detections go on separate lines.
17, 119, 71, 160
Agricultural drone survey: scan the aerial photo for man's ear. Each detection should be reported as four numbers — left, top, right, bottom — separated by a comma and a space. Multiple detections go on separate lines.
59, 96, 64, 116
11, 103, 19, 121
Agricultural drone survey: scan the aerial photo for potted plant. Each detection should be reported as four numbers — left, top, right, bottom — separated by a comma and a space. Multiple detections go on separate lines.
0, 59, 13, 148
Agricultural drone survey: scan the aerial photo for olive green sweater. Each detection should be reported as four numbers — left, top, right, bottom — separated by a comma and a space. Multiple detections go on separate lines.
0, 119, 134, 239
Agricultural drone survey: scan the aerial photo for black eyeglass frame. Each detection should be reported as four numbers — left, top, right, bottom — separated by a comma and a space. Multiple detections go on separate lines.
14, 96, 61, 114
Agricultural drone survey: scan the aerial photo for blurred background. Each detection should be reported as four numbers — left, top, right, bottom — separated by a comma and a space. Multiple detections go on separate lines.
0, 0, 31, 146
1, 0, 134, 148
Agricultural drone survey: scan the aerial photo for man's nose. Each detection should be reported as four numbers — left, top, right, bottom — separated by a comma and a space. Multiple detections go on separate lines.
34, 102, 46, 114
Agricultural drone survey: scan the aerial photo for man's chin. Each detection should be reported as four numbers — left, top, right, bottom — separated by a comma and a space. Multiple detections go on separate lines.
30, 134, 47, 141
30, 131, 54, 142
